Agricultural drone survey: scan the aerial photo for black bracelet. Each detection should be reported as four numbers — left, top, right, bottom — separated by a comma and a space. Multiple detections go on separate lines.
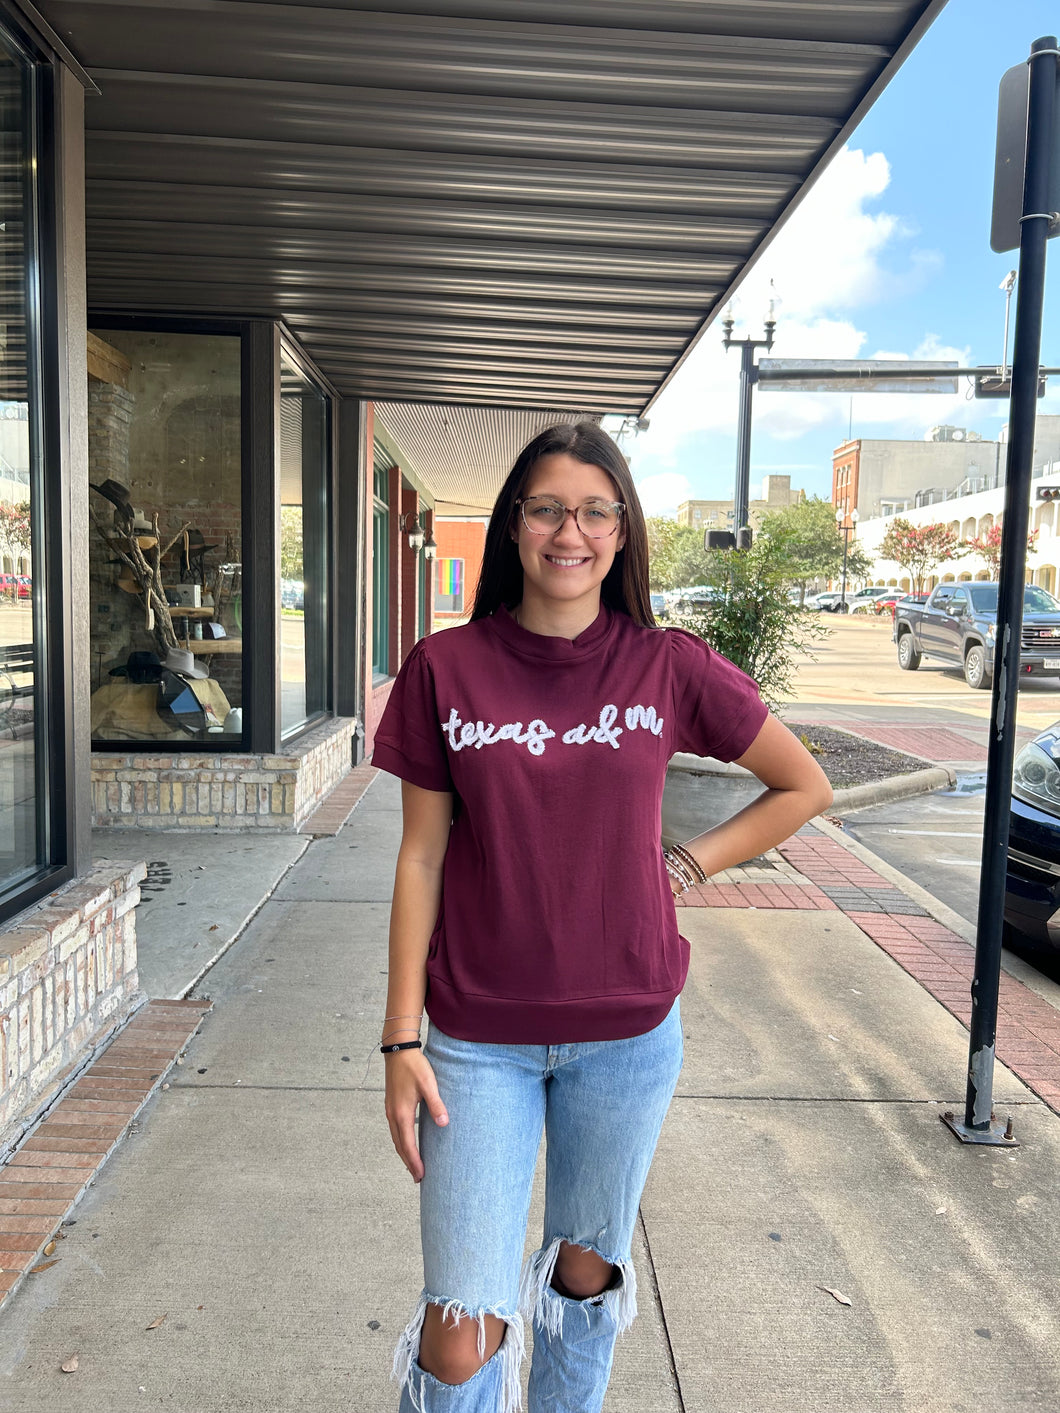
380, 1039, 422, 1054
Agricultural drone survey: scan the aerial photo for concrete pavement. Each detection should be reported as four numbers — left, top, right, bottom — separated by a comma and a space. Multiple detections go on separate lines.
2, 769, 1060, 1410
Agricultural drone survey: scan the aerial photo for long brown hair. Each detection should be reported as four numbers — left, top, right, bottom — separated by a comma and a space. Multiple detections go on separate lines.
470, 422, 655, 627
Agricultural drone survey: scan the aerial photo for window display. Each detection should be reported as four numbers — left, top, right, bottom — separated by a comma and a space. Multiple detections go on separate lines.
88, 329, 243, 744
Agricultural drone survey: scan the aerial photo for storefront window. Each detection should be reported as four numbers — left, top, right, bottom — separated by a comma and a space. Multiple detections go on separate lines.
88, 329, 244, 744
0, 29, 44, 896
372, 444, 391, 678
279, 351, 328, 737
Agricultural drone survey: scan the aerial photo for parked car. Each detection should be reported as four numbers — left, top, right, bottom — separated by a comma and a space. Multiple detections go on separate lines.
16, 576, 31, 600
667, 585, 720, 613
281, 578, 305, 612
649, 591, 668, 620
893, 581, 1060, 688
0, 574, 18, 600
849, 589, 895, 614
849, 585, 889, 605
1006, 721, 1060, 953
878, 592, 927, 617
806, 591, 845, 612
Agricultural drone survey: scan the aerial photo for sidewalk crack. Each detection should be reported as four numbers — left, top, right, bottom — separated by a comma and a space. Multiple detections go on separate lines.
637, 1207, 687, 1413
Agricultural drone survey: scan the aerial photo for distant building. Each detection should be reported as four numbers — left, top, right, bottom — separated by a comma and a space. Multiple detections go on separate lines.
676, 474, 803, 532
838, 416, 1060, 596
834, 416, 1060, 526
833, 432, 1001, 525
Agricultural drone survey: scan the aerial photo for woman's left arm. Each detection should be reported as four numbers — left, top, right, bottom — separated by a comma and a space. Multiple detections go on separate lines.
678, 714, 833, 881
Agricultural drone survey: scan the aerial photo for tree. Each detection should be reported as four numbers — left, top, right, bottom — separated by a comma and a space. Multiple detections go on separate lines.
670, 536, 829, 711
964, 520, 1038, 575
646, 517, 711, 591
280, 505, 303, 580
759, 495, 872, 601
878, 518, 967, 594
0, 500, 31, 558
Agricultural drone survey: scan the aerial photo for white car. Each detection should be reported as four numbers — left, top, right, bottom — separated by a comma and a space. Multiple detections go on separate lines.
849, 589, 894, 614
806, 592, 845, 612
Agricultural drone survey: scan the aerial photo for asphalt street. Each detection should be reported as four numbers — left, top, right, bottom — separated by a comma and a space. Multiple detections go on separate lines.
793, 617, 1060, 983
840, 777, 986, 930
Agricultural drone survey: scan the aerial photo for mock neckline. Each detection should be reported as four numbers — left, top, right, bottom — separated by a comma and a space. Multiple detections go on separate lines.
487, 602, 616, 661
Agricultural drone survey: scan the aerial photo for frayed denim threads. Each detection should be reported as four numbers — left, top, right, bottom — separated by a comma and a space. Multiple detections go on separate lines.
392, 1001, 682, 1412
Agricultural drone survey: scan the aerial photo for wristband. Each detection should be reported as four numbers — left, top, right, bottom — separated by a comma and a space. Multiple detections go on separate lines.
380, 1039, 423, 1055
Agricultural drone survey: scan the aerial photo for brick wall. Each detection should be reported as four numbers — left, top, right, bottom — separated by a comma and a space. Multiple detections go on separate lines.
434, 519, 487, 624
0, 862, 145, 1152
400, 486, 420, 662
91, 716, 356, 830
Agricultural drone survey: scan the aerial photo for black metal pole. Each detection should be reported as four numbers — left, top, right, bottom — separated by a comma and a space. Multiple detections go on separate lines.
734, 340, 755, 534
954, 36, 1057, 1144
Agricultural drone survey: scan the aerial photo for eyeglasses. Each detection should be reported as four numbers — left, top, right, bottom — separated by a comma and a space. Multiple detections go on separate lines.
516, 496, 625, 539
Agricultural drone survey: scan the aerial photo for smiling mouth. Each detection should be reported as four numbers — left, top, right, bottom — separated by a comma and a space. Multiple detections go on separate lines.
544, 554, 591, 567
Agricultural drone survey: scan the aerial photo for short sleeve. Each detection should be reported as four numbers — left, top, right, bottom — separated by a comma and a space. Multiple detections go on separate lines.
371, 639, 454, 793
667, 628, 769, 762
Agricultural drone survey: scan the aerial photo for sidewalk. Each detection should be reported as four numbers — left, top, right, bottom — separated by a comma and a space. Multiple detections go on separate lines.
2, 769, 1060, 1409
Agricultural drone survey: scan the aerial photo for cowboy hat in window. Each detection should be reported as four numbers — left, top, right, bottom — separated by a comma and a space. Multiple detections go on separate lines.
108, 649, 164, 683
89, 478, 134, 524
163, 646, 209, 680
180, 527, 221, 581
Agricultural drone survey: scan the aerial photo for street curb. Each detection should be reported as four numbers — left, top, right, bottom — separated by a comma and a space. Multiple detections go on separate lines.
830, 766, 956, 812
811, 813, 1060, 1015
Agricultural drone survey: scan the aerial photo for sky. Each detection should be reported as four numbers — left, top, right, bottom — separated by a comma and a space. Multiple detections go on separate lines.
609, 0, 1060, 518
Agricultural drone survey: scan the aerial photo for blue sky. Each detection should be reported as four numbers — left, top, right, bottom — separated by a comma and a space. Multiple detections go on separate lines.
613, 0, 1060, 515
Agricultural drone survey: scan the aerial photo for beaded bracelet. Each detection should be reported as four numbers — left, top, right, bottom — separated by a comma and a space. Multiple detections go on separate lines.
380, 1039, 423, 1055
663, 855, 692, 893
670, 842, 708, 885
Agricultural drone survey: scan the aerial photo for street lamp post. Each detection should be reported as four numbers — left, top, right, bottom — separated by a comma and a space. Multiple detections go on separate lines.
836, 507, 859, 610
722, 297, 776, 542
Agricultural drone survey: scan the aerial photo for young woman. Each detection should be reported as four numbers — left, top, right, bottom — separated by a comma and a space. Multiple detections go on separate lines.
373, 422, 832, 1413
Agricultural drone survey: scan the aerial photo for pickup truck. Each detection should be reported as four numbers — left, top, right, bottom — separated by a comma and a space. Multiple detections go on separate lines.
893, 581, 1060, 688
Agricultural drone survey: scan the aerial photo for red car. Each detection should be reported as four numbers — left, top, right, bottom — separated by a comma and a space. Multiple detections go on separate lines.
876, 591, 926, 616
16, 576, 31, 599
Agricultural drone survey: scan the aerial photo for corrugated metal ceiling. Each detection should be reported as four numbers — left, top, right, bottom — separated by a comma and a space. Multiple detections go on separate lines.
374, 403, 603, 514
41, 0, 947, 413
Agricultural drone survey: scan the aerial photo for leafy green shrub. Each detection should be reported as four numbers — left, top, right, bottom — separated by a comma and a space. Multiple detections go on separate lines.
670, 538, 829, 712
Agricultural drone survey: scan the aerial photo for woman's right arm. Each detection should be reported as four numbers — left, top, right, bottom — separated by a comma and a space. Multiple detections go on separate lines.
383, 779, 454, 1183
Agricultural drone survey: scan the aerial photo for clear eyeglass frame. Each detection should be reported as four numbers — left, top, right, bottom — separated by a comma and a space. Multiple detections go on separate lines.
516, 495, 625, 539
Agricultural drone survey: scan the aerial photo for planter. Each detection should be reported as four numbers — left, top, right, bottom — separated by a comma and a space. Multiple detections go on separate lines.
661, 752, 766, 847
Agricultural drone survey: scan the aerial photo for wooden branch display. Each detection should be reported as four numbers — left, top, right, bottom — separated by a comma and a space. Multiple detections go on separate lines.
90, 504, 191, 655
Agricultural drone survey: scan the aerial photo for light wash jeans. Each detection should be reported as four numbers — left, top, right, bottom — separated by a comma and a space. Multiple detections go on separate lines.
393, 1001, 683, 1413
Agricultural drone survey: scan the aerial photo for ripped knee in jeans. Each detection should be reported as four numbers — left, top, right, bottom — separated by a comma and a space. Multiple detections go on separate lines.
519, 1236, 637, 1339
392, 1292, 524, 1412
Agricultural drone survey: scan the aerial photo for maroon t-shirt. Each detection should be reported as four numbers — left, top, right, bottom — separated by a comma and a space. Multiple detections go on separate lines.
372, 604, 768, 1044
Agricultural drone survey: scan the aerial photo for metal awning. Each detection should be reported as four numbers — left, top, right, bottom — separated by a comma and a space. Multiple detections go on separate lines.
42, 0, 947, 414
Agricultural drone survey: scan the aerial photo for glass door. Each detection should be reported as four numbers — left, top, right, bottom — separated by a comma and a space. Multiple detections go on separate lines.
279, 350, 329, 737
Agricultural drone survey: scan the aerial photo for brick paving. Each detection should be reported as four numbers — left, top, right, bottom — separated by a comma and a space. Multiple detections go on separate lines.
677, 826, 1060, 1118
817, 720, 1035, 765
298, 761, 378, 836
4, 804, 1060, 1325
0, 999, 210, 1306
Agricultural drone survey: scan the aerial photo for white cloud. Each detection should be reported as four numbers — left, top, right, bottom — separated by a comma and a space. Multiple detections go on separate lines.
632, 471, 692, 517
630, 145, 948, 464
